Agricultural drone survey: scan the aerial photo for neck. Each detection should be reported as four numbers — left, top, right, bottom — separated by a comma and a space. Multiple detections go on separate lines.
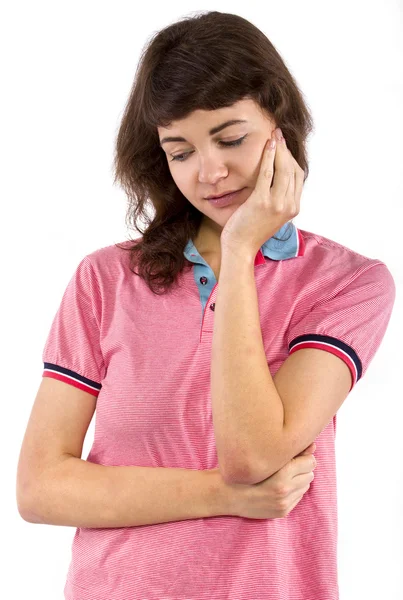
193, 217, 222, 256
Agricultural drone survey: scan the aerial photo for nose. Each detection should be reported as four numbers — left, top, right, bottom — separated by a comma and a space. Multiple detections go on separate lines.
197, 154, 229, 185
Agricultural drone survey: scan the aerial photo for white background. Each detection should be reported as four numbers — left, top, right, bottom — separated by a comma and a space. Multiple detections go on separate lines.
3, 1, 402, 598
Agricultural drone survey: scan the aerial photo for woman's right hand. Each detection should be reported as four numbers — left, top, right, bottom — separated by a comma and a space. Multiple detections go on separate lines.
226, 442, 317, 519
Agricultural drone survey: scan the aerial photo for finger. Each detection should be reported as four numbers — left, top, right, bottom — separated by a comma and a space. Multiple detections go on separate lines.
276, 138, 302, 216
284, 163, 295, 204
254, 138, 276, 196
294, 455, 316, 476
300, 442, 315, 454
294, 166, 304, 214
270, 137, 292, 202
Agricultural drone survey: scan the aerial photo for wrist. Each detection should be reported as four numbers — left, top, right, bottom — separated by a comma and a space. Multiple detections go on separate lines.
204, 469, 238, 517
221, 241, 256, 261
221, 244, 256, 267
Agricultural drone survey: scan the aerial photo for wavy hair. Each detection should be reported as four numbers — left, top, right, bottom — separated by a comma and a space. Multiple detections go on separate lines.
113, 10, 314, 294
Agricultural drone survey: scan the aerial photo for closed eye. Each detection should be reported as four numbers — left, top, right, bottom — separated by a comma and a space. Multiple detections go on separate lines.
169, 135, 248, 163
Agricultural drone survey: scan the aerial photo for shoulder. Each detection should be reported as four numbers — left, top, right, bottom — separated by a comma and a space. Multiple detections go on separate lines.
83, 238, 141, 270
72, 238, 142, 297
298, 227, 392, 282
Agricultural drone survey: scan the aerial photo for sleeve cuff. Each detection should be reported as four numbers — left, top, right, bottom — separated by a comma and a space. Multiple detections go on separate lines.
289, 334, 362, 392
42, 362, 102, 397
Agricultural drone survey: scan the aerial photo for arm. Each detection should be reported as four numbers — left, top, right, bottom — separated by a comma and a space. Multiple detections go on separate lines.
18, 457, 231, 528
211, 249, 285, 484
211, 248, 356, 486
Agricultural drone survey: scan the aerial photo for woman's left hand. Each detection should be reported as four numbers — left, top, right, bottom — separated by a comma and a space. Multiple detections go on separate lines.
220, 128, 304, 260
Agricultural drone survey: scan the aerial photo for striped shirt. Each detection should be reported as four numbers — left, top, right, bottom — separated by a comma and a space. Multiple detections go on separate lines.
42, 222, 396, 600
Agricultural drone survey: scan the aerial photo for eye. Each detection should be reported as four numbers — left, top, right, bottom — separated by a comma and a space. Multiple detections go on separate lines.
169, 134, 248, 163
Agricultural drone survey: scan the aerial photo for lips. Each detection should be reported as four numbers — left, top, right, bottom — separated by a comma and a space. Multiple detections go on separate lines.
205, 189, 241, 199
206, 188, 245, 207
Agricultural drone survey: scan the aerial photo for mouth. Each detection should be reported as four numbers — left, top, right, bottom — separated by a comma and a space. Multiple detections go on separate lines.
206, 188, 246, 207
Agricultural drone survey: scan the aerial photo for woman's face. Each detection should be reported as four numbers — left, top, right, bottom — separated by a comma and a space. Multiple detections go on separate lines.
157, 98, 277, 250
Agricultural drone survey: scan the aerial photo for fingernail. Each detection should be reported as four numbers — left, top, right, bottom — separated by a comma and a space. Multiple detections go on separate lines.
275, 128, 283, 141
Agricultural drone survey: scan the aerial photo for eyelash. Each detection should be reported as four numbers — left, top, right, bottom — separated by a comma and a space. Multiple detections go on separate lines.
170, 135, 248, 163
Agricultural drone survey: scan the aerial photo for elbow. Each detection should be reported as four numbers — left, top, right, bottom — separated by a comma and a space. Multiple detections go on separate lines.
222, 453, 287, 485
16, 484, 44, 524
221, 460, 274, 486
219, 460, 251, 485
219, 434, 289, 485
18, 507, 43, 524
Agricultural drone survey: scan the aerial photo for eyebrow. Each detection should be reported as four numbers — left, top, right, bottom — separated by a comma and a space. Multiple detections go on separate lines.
159, 119, 248, 146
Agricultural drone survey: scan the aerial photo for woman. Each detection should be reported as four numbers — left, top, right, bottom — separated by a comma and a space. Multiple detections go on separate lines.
17, 10, 396, 600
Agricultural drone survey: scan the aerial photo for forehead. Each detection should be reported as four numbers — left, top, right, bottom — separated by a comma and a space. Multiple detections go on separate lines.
157, 98, 263, 134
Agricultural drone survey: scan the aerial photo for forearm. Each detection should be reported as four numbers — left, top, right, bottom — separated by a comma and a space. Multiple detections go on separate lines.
20, 457, 230, 528
211, 248, 284, 482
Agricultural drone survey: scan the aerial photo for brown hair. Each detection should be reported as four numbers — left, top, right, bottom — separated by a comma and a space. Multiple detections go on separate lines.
113, 10, 314, 295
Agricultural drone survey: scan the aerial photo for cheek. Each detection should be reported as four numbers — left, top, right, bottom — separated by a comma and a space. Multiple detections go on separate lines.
168, 168, 186, 191
169, 171, 200, 207
244, 150, 264, 183
174, 177, 192, 198
171, 167, 199, 197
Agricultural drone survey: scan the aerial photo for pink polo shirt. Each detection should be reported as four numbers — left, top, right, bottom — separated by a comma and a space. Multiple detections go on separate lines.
42, 223, 396, 600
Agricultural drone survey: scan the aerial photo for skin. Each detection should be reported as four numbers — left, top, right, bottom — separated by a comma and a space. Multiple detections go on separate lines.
157, 98, 279, 277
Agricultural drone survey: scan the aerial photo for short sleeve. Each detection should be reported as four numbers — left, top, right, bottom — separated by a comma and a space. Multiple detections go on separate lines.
42, 255, 106, 397
287, 262, 396, 392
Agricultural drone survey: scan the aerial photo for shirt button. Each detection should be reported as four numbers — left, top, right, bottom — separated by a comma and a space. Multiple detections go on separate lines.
210, 303, 215, 311
200, 276, 208, 285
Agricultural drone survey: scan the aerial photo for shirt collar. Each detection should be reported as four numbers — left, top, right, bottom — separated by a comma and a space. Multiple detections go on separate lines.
184, 221, 305, 265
